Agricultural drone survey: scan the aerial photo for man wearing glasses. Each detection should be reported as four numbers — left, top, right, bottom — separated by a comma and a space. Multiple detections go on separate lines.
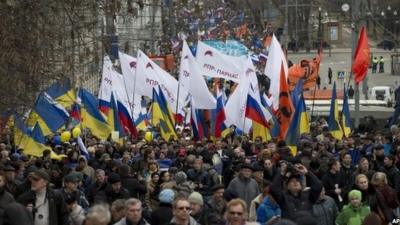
169, 197, 200, 225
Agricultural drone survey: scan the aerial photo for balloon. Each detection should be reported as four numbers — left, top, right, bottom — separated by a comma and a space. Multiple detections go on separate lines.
72, 127, 81, 138
54, 135, 61, 145
144, 131, 153, 142
60, 131, 71, 142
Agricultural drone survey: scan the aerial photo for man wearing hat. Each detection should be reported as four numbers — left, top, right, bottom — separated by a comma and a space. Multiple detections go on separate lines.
205, 184, 226, 225
95, 173, 129, 204
61, 172, 89, 210
2, 163, 19, 196
188, 192, 207, 225
371, 144, 385, 171
17, 169, 69, 225
270, 162, 323, 220
227, 163, 260, 210
151, 189, 175, 225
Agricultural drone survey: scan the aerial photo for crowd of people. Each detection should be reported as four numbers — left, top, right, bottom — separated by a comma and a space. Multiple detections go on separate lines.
0, 118, 400, 225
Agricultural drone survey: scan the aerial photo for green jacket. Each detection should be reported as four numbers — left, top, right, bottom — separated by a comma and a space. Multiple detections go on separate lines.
335, 204, 370, 225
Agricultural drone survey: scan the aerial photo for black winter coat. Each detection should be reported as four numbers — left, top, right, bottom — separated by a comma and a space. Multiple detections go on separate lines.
270, 171, 323, 220
17, 188, 69, 225
150, 203, 173, 225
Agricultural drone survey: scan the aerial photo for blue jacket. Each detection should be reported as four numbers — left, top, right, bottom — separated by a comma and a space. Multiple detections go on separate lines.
256, 196, 281, 225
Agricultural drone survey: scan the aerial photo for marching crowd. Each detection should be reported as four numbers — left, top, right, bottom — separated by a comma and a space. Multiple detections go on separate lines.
0, 119, 400, 225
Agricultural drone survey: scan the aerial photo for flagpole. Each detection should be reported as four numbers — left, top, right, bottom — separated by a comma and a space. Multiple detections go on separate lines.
351, 0, 362, 128
310, 82, 317, 119
174, 73, 181, 129
131, 56, 139, 123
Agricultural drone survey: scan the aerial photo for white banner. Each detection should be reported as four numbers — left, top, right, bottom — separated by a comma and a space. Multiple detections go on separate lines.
136, 50, 186, 114
180, 41, 216, 109
264, 35, 288, 110
196, 41, 247, 83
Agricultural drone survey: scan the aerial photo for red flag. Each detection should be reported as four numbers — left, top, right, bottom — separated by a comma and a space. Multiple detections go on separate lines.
352, 26, 370, 85
274, 64, 294, 140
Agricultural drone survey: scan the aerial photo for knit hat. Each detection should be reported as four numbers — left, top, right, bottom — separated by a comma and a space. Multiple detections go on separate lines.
348, 190, 362, 200
159, 189, 175, 204
188, 192, 204, 206
175, 171, 187, 184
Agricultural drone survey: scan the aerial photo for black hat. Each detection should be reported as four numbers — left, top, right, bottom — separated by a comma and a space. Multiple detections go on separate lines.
30, 169, 50, 181
287, 174, 302, 183
374, 144, 384, 150
211, 184, 225, 193
64, 173, 80, 183
240, 163, 254, 171
108, 173, 121, 184
252, 164, 264, 172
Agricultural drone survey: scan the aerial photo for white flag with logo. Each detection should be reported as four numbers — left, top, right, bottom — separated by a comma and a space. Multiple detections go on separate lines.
180, 41, 216, 109
264, 34, 288, 110
196, 41, 246, 83
99, 56, 114, 104
136, 50, 186, 114
119, 51, 137, 104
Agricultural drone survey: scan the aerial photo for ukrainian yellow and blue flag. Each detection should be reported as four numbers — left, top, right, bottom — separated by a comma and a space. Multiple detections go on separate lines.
14, 115, 31, 149
328, 82, 343, 140
151, 87, 177, 141
107, 92, 125, 143
341, 84, 352, 137
45, 78, 76, 109
135, 113, 149, 131
285, 93, 310, 156
22, 123, 65, 160
78, 89, 111, 140
27, 93, 69, 136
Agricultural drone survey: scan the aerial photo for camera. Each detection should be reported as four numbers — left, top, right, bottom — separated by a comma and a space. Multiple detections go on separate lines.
279, 160, 297, 175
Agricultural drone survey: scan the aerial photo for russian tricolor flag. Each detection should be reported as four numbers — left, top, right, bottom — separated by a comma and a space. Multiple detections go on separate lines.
245, 86, 269, 128
117, 101, 138, 139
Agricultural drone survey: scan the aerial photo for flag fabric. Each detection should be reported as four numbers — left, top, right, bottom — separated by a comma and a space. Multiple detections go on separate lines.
286, 93, 310, 156
78, 89, 111, 140
14, 115, 31, 148
180, 41, 216, 109
196, 40, 247, 83
30, 93, 69, 136
341, 84, 352, 137
213, 88, 226, 138
77, 136, 90, 160
135, 113, 149, 131
328, 82, 344, 140
45, 78, 76, 109
107, 93, 125, 142
117, 101, 138, 138
274, 64, 294, 140
190, 107, 201, 140
352, 26, 370, 85
136, 50, 185, 114
151, 88, 177, 141
245, 86, 269, 127
98, 56, 114, 114
291, 79, 304, 107
22, 123, 64, 160
119, 51, 144, 120
264, 34, 289, 110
